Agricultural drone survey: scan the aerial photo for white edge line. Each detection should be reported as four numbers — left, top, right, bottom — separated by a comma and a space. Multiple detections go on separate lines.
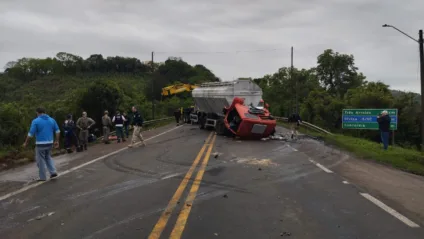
360, 193, 420, 228
0, 125, 184, 201
309, 159, 333, 173
287, 145, 298, 151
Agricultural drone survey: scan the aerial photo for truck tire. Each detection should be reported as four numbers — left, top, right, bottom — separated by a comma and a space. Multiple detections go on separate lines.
215, 119, 225, 135
199, 116, 205, 129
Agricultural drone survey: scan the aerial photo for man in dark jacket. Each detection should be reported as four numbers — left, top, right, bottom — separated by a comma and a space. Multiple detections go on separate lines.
174, 108, 182, 125
63, 114, 79, 153
288, 113, 302, 139
377, 110, 391, 150
128, 106, 146, 148
112, 110, 126, 143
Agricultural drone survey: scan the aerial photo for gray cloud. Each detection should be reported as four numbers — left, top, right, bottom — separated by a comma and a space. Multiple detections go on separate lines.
0, 0, 423, 92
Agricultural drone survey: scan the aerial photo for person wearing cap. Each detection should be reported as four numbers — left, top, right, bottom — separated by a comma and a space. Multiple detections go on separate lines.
63, 114, 79, 153
76, 111, 96, 150
112, 110, 126, 143
377, 110, 391, 150
101, 110, 112, 144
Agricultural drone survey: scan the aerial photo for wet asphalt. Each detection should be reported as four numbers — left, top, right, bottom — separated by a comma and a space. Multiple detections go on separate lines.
0, 124, 423, 239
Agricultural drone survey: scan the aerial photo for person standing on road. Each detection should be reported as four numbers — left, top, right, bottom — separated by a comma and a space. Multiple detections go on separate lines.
123, 112, 130, 139
288, 113, 302, 139
23, 107, 60, 181
76, 111, 96, 150
128, 106, 146, 148
63, 114, 80, 153
377, 110, 391, 150
112, 110, 126, 143
101, 110, 112, 144
174, 108, 182, 126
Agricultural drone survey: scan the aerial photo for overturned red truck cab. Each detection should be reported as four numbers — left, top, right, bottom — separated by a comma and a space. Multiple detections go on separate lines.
190, 79, 277, 139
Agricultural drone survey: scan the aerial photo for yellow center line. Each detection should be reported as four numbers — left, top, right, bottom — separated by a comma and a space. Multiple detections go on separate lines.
169, 134, 217, 239
148, 132, 213, 239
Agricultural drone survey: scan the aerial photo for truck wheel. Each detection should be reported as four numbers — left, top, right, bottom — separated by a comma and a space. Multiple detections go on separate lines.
199, 117, 205, 129
215, 119, 225, 135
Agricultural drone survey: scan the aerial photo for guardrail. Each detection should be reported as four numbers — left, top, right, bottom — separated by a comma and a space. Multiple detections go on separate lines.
274, 116, 333, 136
97, 117, 174, 140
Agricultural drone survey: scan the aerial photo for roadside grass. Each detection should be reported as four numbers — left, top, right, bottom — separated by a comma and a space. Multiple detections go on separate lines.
278, 122, 424, 176
0, 119, 174, 171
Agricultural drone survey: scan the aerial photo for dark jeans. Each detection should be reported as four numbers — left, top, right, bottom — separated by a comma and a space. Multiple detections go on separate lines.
64, 132, 78, 149
380, 131, 389, 150
174, 115, 180, 124
124, 124, 129, 138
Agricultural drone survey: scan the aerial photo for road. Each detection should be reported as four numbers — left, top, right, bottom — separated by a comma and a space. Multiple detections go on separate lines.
0, 124, 423, 238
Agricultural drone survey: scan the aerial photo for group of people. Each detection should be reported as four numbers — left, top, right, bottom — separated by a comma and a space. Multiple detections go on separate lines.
23, 106, 147, 181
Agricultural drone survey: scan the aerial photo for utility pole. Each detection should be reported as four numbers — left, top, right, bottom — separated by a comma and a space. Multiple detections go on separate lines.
382, 25, 424, 151
151, 51, 155, 119
291, 46, 297, 113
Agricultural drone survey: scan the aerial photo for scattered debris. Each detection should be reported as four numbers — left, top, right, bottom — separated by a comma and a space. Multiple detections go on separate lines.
258, 168, 262, 171
61, 223, 65, 226
280, 231, 291, 237
186, 203, 192, 207
214, 233, 219, 236
212, 152, 222, 159
47, 212, 55, 216
235, 158, 278, 167
177, 201, 180, 204
223, 194, 228, 198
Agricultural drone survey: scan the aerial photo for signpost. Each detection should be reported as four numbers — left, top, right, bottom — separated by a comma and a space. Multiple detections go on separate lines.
342, 108, 398, 145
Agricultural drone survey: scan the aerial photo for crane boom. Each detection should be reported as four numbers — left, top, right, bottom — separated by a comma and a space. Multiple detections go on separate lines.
161, 84, 198, 96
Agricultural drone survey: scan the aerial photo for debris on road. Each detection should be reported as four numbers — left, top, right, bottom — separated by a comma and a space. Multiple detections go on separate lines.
280, 231, 292, 237
258, 168, 262, 171
234, 158, 278, 167
223, 194, 228, 198
212, 152, 222, 159
28, 211, 55, 222
214, 233, 219, 236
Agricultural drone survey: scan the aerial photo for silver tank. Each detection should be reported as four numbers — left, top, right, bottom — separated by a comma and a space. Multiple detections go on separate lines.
192, 79, 263, 116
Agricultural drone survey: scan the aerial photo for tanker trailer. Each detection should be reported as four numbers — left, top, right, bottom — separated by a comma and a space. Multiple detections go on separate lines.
191, 79, 277, 139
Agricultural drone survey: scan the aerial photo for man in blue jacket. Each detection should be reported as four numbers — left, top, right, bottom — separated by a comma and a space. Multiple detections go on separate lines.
23, 107, 61, 181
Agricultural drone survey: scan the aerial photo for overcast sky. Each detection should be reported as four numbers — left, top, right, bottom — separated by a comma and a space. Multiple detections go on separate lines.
0, 0, 423, 92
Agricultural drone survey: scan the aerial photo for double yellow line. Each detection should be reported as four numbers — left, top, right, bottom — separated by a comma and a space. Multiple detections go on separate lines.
148, 132, 216, 239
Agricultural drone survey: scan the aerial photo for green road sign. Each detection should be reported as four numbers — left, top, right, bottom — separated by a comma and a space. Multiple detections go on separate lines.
342, 108, 398, 130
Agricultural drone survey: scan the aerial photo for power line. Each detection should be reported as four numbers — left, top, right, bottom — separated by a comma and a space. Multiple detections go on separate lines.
153, 48, 286, 55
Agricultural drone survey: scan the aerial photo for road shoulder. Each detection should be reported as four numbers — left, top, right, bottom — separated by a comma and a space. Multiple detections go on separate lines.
294, 137, 424, 224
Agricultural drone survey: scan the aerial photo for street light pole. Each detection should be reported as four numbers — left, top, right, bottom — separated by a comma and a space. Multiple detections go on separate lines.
419, 29, 424, 151
382, 24, 424, 151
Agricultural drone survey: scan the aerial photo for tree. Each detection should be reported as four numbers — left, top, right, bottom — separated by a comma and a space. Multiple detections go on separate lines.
77, 80, 124, 126
345, 81, 393, 109
316, 49, 366, 99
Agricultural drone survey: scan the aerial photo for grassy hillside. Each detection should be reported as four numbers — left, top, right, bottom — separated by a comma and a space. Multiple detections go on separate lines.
0, 54, 219, 169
